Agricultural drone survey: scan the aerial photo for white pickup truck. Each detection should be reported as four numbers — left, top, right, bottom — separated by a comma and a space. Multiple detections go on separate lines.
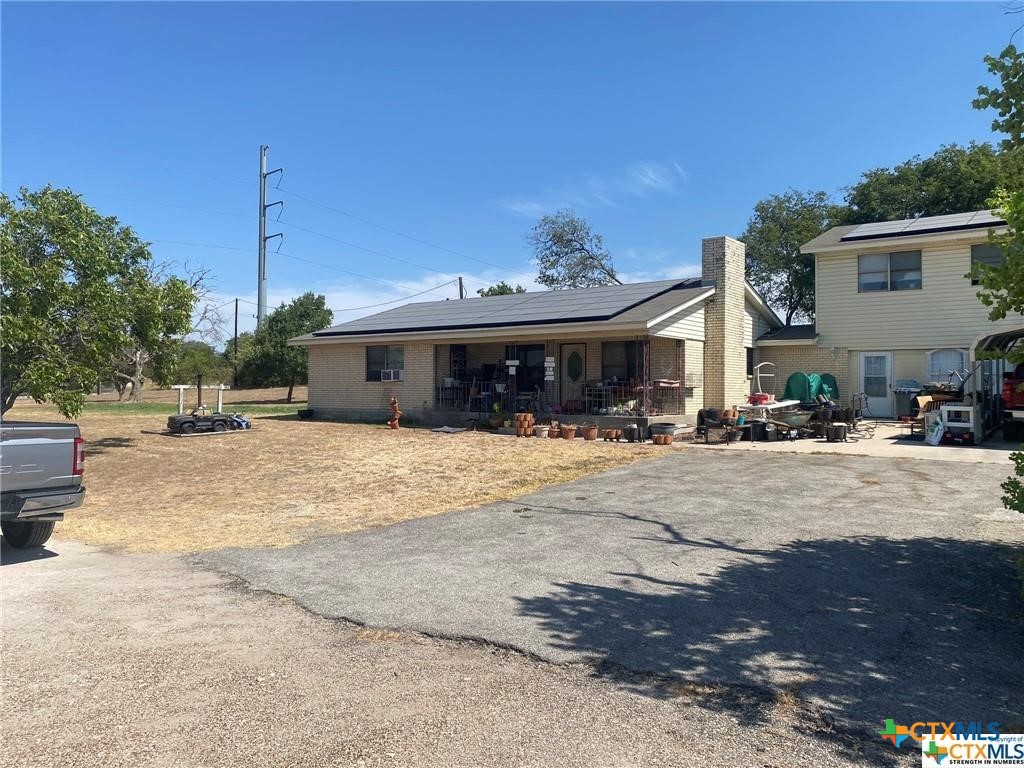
0, 421, 85, 548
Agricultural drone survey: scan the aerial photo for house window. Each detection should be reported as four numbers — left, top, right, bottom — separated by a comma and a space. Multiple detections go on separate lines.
601, 341, 639, 382
857, 251, 922, 292
927, 349, 967, 384
504, 344, 546, 391
746, 347, 754, 377
366, 345, 404, 382
971, 243, 1004, 285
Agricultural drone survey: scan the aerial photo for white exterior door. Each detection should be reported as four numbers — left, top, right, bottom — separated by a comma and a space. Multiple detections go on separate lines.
860, 352, 893, 418
560, 344, 586, 405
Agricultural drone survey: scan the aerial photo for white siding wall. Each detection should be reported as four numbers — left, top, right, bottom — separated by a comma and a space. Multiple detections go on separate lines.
816, 240, 1024, 350
742, 303, 770, 347
649, 305, 705, 340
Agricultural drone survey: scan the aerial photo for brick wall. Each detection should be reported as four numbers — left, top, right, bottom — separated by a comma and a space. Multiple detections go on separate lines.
702, 236, 749, 409
756, 344, 850, 402
308, 342, 435, 422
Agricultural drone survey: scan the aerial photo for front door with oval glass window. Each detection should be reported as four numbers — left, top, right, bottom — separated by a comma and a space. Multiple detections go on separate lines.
560, 344, 586, 407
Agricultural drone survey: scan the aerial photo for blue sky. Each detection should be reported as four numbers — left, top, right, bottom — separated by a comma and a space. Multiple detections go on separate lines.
2, 2, 1015, 335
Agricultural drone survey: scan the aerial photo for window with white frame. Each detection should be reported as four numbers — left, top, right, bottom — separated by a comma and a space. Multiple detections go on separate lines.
927, 349, 967, 383
366, 345, 404, 382
857, 251, 922, 292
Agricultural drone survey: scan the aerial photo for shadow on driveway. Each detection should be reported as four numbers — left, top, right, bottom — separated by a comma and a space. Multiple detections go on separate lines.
516, 534, 1024, 732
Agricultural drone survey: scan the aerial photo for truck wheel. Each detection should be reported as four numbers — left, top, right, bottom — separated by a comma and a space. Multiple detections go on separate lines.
1004, 421, 1021, 442
180, 422, 196, 435
1, 520, 56, 548
213, 421, 226, 433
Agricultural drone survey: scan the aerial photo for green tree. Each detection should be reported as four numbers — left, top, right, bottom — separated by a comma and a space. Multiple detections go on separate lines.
0, 186, 192, 418
242, 293, 333, 402
529, 209, 621, 289
222, 331, 255, 386
973, 43, 1024, 515
974, 44, 1024, 151
174, 340, 231, 385
477, 281, 527, 297
740, 190, 843, 324
844, 143, 1024, 224
111, 266, 199, 401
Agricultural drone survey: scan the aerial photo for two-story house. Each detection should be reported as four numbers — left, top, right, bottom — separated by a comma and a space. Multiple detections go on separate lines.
757, 210, 1021, 418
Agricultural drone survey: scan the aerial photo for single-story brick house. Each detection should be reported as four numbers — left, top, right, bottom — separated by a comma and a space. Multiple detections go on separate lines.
290, 236, 781, 425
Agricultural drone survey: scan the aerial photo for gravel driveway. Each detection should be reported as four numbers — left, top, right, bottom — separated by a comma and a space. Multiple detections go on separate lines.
198, 450, 1024, 738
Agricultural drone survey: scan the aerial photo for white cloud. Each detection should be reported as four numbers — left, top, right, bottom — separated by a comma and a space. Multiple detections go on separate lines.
498, 159, 688, 218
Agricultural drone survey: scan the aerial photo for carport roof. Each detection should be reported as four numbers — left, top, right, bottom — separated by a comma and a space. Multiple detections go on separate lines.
973, 328, 1024, 355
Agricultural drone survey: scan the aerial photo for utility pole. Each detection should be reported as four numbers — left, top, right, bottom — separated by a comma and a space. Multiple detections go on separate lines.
233, 298, 239, 388
458, 276, 466, 299
257, 145, 283, 327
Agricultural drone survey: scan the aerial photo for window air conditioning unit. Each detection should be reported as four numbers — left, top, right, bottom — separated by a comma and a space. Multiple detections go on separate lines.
380, 369, 403, 382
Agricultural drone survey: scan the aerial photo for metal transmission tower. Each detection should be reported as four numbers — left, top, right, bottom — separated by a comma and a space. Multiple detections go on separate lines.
257, 145, 283, 327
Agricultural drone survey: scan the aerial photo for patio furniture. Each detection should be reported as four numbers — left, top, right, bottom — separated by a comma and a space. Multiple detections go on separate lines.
898, 395, 939, 437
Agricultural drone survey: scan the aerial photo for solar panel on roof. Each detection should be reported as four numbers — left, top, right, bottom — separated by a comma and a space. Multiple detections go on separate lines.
840, 209, 1005, 242
312, 278, 705, 336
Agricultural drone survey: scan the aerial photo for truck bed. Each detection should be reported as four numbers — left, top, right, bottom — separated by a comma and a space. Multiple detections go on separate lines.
1, 421, 82, 495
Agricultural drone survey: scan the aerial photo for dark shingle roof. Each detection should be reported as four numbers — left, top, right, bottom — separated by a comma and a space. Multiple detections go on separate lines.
309, 278, 708, 338
758, 324, 817, 343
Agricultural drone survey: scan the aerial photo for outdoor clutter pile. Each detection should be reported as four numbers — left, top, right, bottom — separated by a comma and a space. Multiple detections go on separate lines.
695, 391, 859, 446
512, 415, 680, 445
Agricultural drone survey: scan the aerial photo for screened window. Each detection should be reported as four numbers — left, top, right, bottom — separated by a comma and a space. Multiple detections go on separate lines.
971, 243, 1004, 285
366, 345, 404, 381
857, 251, 922, 292
601, 341, 639, 382
927, 349, 967, 383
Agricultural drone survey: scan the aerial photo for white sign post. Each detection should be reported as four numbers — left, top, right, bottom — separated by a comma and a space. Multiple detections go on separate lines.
170, 384, 231, 414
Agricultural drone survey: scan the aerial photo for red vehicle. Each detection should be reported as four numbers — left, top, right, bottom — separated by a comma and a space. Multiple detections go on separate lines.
1002, 364, 1024, 440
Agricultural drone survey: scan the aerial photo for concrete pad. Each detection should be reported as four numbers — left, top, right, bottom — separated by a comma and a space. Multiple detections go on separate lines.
694, 421, 1016, 464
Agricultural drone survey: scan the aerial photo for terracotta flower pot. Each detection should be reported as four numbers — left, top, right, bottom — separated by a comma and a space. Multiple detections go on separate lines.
548, 427, 561, 439
582, 426, 599, 441
561, 426, 577, 440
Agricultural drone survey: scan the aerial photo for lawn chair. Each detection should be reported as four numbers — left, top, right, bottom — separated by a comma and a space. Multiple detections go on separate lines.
899, 395, 939, 437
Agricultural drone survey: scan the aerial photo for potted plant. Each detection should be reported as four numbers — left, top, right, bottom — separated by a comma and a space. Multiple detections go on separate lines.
561, 424, 578, 440
582, 424, 599, 441
488, 402, 503, 429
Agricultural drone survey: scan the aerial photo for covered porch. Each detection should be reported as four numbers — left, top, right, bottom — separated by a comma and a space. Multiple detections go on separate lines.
431, 335, 703, 422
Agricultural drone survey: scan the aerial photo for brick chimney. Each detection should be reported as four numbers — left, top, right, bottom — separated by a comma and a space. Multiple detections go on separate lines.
702, 236, 749, 409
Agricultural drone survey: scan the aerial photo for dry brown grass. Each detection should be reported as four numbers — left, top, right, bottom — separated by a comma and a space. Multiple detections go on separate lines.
10, 401, 681, 553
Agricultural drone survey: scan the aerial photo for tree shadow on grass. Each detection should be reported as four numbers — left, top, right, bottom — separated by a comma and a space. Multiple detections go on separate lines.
85, 436, 136, 455
515, 534, 1024, 754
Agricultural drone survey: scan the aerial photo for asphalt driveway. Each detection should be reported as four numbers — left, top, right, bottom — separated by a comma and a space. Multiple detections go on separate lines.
198, 450, 1024, 736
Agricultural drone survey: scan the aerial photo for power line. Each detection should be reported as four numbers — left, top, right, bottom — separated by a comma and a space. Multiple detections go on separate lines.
330, 281, 457, 313
276, 185, 538, 286
146, 238, 456, 299
82, 191, 255, 220
87, 186, 533, 292
277, 218, 453, 276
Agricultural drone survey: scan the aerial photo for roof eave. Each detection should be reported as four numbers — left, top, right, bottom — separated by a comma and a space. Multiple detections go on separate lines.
756, 336, 819, 347
802, 224, 1008, 255
289, 318, 652, 346
744, 283, 783, 328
